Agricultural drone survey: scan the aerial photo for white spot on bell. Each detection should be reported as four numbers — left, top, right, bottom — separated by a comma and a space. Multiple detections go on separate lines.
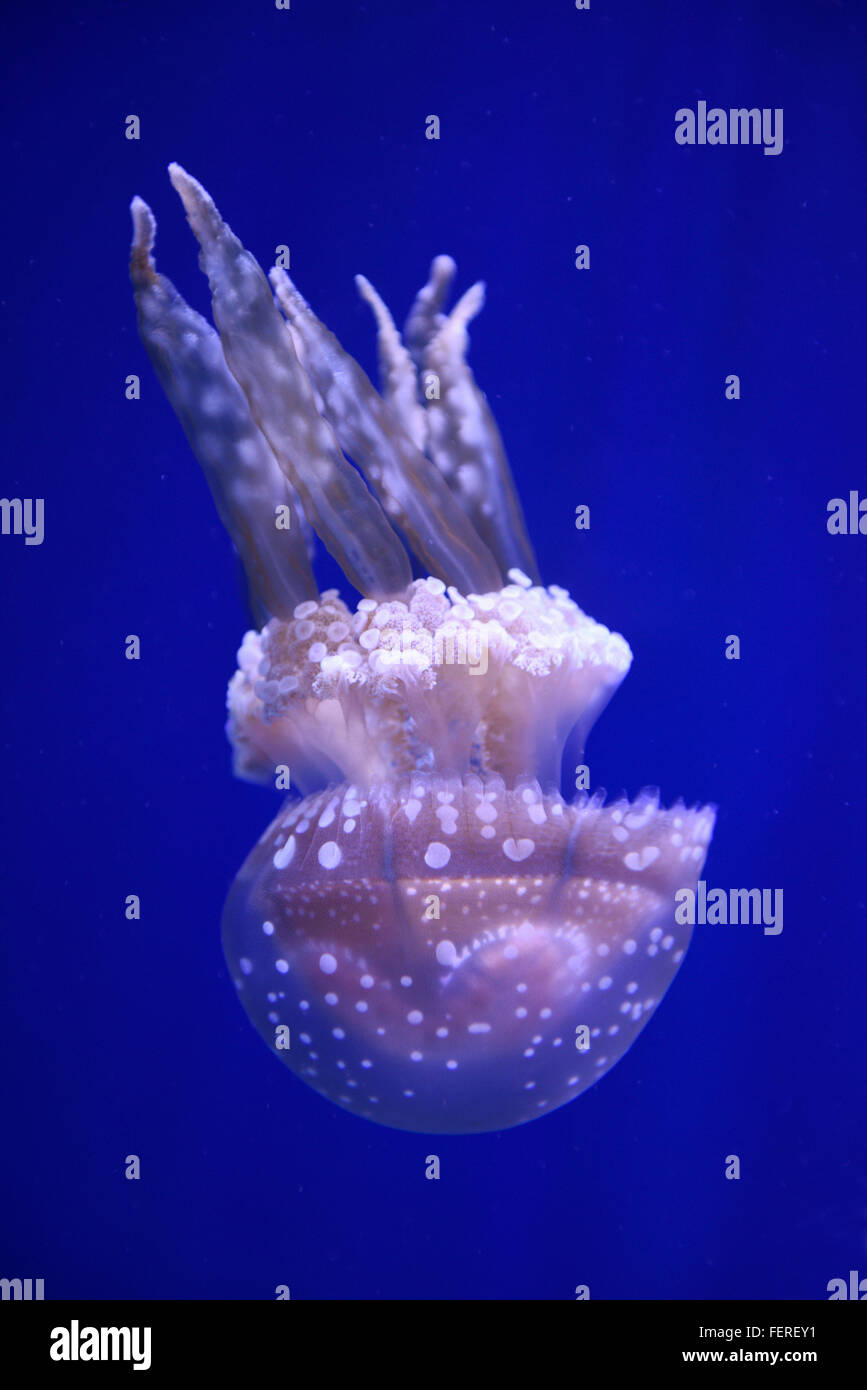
624, 845, 660, 872
273, 835, 296, 869
503, 837, 535, 862
436, 940, 458, 966
318, 841, 342, 870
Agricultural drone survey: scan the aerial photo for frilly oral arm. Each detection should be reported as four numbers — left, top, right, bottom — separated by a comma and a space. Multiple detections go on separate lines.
354, 272, 428, 454
423, 281, 541, 586
402, 253, 457, 370
270, 265, 502, 597
129, 195, 317, 620
167, 163, 413, 601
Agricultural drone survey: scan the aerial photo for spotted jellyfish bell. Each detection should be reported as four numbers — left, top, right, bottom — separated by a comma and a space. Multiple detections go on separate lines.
130, 165, 715, 1134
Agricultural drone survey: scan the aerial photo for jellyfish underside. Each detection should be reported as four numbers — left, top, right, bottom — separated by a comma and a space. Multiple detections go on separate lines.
131, 166, 715, 1133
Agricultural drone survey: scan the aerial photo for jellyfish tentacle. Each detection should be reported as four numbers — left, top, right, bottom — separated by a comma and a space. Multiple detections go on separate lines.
167, 163, 412, 600
422, 280, 541, 586
354, 273, 428, 453
269, 266, 502, 596
130, 197, 317, 620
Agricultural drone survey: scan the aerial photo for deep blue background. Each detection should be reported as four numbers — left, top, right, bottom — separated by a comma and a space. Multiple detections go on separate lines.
1, 0, 864, 1300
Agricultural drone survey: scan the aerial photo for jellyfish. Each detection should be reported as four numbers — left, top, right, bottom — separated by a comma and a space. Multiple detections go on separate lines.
129, 166, 715, 1134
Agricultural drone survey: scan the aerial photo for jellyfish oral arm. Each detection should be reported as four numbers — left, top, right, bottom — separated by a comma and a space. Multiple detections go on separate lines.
167, 164, 412, 601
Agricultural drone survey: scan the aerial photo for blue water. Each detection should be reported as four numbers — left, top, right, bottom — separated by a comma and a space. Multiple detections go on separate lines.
1, 0, 864, 1300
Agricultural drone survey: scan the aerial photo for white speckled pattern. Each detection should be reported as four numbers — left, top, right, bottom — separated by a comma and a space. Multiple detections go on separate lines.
223, 777, 714, 1132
